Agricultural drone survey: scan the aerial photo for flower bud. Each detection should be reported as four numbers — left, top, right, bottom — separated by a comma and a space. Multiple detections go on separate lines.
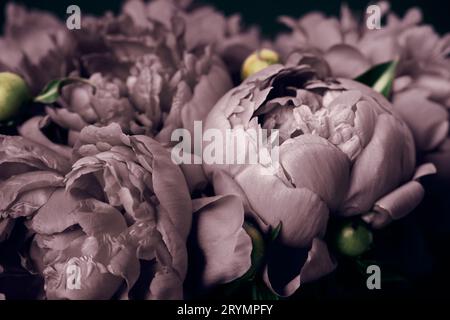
241, 49, 280, 80
335, 221, 373, 257
0, 72, 30, 122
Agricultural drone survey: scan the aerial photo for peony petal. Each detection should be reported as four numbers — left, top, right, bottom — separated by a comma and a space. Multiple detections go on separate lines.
414, 74, 450, 102
179, 161, 208, 194
76, 123, 130, 148
341, 113, 416, 215
46, 106, 89, 132
184, 7, 227, 51
180, 65, 233, 140
34, 230, 84, 253
45, 259, 123, 300
29, 188, 80, 234
425, 138, 450, 180
354, 100, 378, 148
393, 89, 449, 151
210, 170, 253, 214
107, 247, 141, 298
0, 171, 63, 217
148, 267, 183, 300
0, 135, 70, 174
192, 195, 252, 287
133, 136, 192, 239
235, 164, 329, 247
371, 180, 424, 228
338, 78, 393, 114
19, 116, 72, 159
157, 206, 189, 283
324, 44, 371, 78
359, 33, 399, 65
306, 18, 343, 52
76, 199, 128, 236
279, 134, 350, 210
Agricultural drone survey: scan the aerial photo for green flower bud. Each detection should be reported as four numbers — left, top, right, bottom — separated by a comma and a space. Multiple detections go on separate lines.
335, 221, 373, 257
241, 49, 280, 80
0, 72, 30, 122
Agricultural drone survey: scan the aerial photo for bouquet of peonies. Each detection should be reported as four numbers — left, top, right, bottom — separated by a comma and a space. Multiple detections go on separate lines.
0, 0, 448, 300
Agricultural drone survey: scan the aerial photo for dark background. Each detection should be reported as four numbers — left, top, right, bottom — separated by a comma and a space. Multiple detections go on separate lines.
1, 0, 449, 35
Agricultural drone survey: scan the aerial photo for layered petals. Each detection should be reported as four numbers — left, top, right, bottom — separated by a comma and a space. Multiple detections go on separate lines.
202, 65, 420, 295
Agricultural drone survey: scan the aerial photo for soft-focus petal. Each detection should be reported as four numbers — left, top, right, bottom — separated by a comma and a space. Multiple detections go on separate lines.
424, 138, 450, 181
393, 89, 449, 151
323, 44, 371, 78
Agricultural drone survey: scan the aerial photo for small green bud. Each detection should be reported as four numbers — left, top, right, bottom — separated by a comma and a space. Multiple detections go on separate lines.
241, 49, 280, 80
0, 72, 30, 122
335, 221, 373, 257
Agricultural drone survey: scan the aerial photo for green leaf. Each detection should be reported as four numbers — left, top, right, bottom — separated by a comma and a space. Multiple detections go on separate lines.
241, 222, 266, 280
34, 77, 96, 104
354, 60, 398, 98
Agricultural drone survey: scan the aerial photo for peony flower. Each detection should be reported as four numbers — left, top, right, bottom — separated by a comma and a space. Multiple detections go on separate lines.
43, 0, 232, 145
75, 0, 186, 78
0, 133, 70, 243
0, 123, 192, 299
275, 2, 450, 179
0, 3, 76, 94
199, 64, 433, 296
180, 1, 263, 78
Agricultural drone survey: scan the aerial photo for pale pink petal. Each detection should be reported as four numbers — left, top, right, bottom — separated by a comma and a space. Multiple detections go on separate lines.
393, 89, 449, 151
279, 134, 350, 210
341, 113, 416, 215
424, 138, 450, 180
0, 135, 70, 174
19, 116, 72, 159
0, 171, 63, 217
324, 44, 371, 78
192, 195, 252, 287
148, 268, 183, 300
235, 165, 329, 247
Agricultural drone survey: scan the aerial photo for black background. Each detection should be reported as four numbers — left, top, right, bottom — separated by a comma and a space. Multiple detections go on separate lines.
1, 0, 449, 35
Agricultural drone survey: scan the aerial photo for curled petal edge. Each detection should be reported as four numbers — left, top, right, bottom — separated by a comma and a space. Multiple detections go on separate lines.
363, 163, 436, 229
262, 238, 336, 297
